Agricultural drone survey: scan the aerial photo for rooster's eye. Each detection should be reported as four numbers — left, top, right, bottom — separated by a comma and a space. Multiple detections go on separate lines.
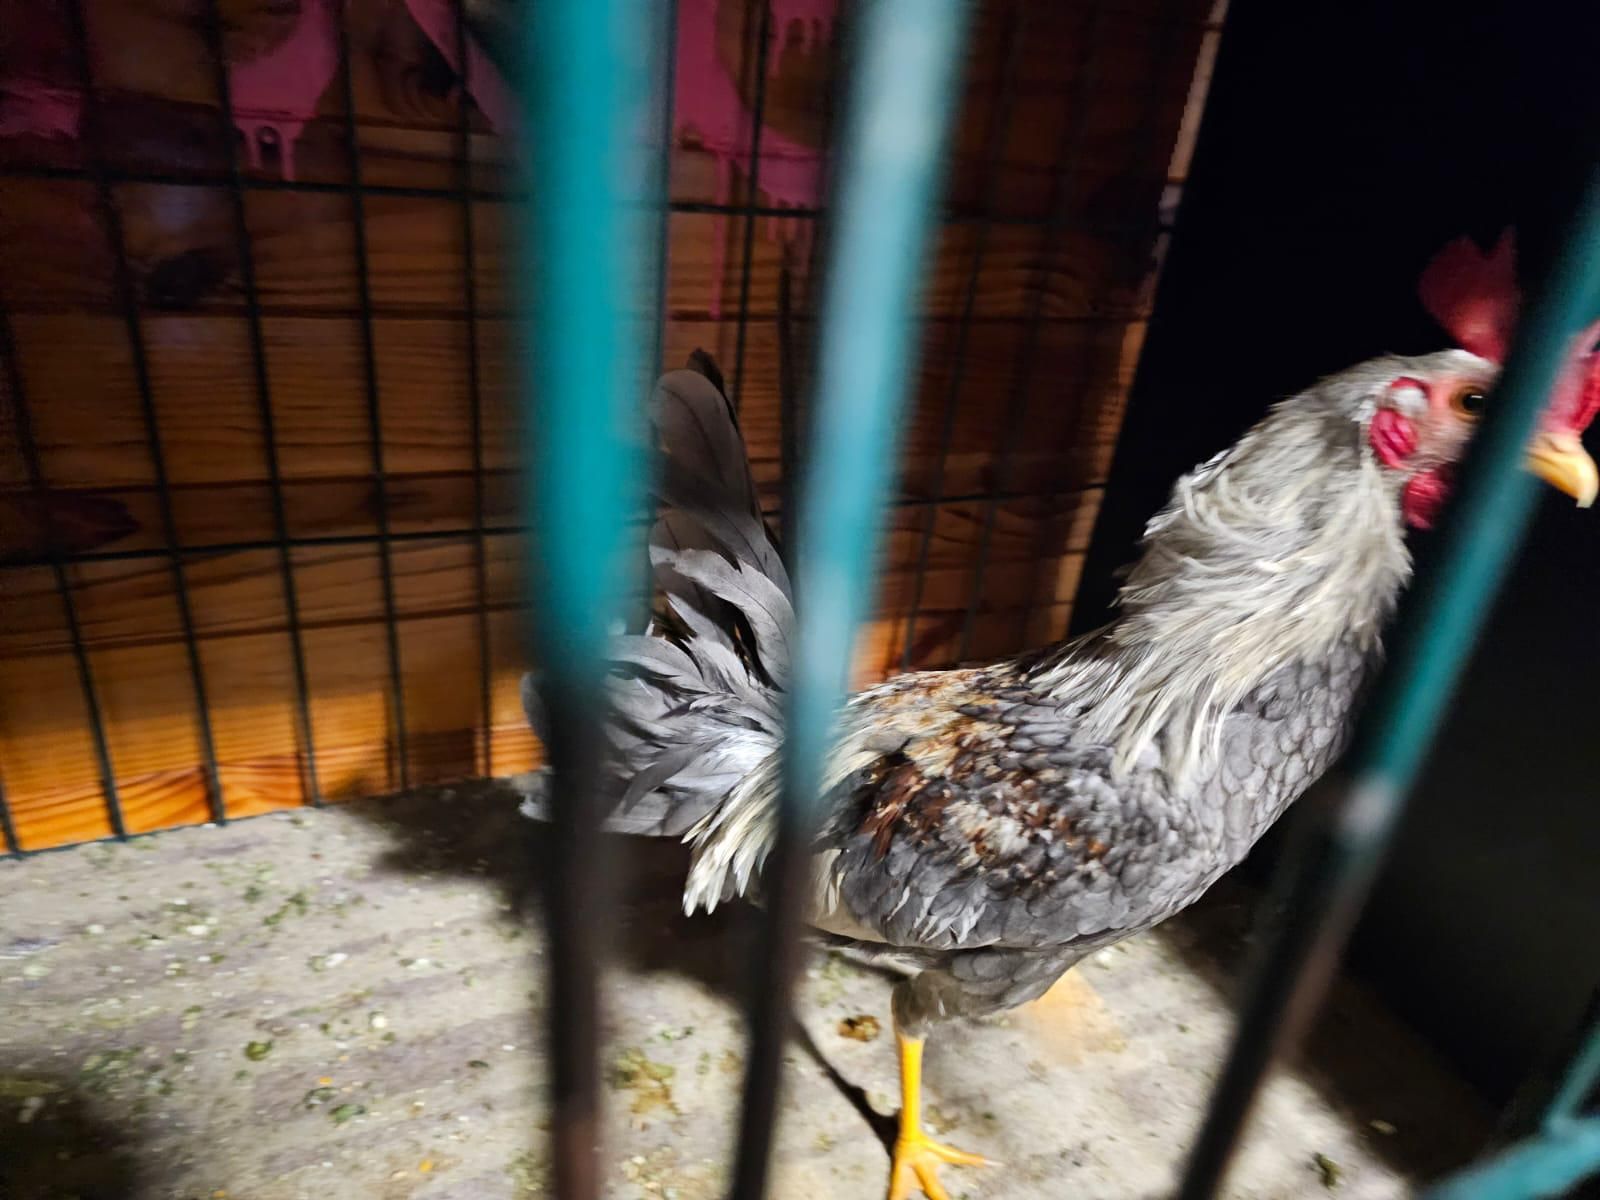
1451, 387, 1487, 419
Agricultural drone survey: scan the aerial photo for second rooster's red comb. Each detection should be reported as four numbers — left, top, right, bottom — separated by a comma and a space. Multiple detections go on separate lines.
1419, 228, 1600, 435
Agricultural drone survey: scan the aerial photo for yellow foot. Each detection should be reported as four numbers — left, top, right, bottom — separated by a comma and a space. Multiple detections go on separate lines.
887, 1131, 994, 1200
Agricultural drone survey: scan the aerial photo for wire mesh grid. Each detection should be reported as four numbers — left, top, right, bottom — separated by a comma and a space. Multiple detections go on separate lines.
0, 0, 1209, 855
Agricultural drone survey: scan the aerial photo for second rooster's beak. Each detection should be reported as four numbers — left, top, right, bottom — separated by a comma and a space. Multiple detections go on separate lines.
1526, 430, 1599, 507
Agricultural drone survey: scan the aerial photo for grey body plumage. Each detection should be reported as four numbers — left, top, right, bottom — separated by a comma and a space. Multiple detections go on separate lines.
809, 640, 1370, 1033
521, 347, 1492, 1036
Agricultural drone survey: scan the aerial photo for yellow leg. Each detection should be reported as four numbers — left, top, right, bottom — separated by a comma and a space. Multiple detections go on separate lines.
887, 1027, 994, 1200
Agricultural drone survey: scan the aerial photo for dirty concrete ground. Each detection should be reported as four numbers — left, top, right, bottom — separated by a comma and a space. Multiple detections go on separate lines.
0, 782, 1488, 1199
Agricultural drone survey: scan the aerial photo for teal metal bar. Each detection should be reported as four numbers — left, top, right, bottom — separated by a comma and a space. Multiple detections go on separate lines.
1424, 1011, 1600, 1199
1423, 1117, 1600, 1200
727, 2, 972, 1195
1546, 1014, 1600, 1127
514, 3, 655, 1197
1177, 169, 1600, 1200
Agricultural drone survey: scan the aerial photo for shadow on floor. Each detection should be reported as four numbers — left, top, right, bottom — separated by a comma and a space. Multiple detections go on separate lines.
352, 779, 913, 1149
0, 1065, 145, 1200
352, 777, 1493, 1184
1152, 874, 1492, 1186
351, 778, 762, 1007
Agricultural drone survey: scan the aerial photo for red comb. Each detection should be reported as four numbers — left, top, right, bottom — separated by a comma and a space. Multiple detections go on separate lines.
1418, 229, 1520, 360
1418, 228, 1600, 435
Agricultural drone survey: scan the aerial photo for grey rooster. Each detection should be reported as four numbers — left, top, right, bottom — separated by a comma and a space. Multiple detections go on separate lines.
521, 233, 1600, 1200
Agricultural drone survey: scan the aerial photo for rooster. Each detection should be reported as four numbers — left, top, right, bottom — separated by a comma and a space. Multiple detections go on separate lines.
520, 233, 1599, 1200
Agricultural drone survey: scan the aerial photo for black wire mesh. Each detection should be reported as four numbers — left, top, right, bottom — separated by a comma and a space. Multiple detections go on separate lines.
201, 0, 325, 806
955, 1, 1107, 663
334, 0, 411, 791
0, 0, 1201, 984
899, 0, 1029, 670
0, 772, 16, 855
452, 0, 495, 779
2, 161, 1156, 228
63, 0, 227, 827
0, 298, 125, 847
1010, 0, 1191, 647
729, 0, 774, 412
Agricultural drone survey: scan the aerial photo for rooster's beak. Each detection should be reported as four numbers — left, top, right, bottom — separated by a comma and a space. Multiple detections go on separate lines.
1526, 430, 1599, 507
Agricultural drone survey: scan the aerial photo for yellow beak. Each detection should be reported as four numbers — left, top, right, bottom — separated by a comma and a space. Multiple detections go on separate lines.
1526, 430, 1599, 507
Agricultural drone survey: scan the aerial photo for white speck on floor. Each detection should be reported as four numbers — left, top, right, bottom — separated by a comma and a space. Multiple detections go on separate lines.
0, 783, 1486, 1199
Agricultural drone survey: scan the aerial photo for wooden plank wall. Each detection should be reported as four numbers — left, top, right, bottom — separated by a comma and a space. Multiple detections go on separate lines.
0, 0, 1221, 850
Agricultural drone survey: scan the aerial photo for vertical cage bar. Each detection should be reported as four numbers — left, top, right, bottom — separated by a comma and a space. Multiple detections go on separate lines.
1421, 1122, 1600, 1200
1496, 989, 1600, 1146
776, 263, 799, 549
201, 0, 324, 805
334, 0, 411, 789
637, 0, 681, 632
651, 0, 681, 375
729, 0, 774, 410
1175, 169, 1600, 1200
451, 0, 494, 777
727, 3, 971, 1195
1013, 4, 1187, 647
0, 301, 126, 841
64, 0, 227, 824
899, 0, 1029, 671
0, 775, 17, 857
1422, 1003, 1600, 1200
515, 2, 655, 1196
1544, 1011, 1600, 1129
955, 2, 1105, 664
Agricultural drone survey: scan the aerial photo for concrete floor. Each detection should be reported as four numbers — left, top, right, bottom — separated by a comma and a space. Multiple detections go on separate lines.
0, 782, 1489, 1200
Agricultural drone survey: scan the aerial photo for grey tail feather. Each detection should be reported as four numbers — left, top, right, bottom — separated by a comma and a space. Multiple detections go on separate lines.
686, 347, 726, 399
520, 672, 547, 745
518, 350, 789, 861
515, 767, 550, 820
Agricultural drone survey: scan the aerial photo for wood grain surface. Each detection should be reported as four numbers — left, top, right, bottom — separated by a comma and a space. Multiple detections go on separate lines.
0, 0, 1219, 848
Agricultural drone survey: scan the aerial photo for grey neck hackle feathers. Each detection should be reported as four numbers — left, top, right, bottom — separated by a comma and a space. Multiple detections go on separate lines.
521, 347, 1480, 1026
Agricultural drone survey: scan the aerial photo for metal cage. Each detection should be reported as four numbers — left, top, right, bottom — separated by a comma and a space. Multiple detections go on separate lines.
1, 0, 1597, 1197
515, 3, 1600, 1197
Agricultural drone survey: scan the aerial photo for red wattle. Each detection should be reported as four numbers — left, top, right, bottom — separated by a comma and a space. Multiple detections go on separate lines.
1402, 468, 1452, 529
